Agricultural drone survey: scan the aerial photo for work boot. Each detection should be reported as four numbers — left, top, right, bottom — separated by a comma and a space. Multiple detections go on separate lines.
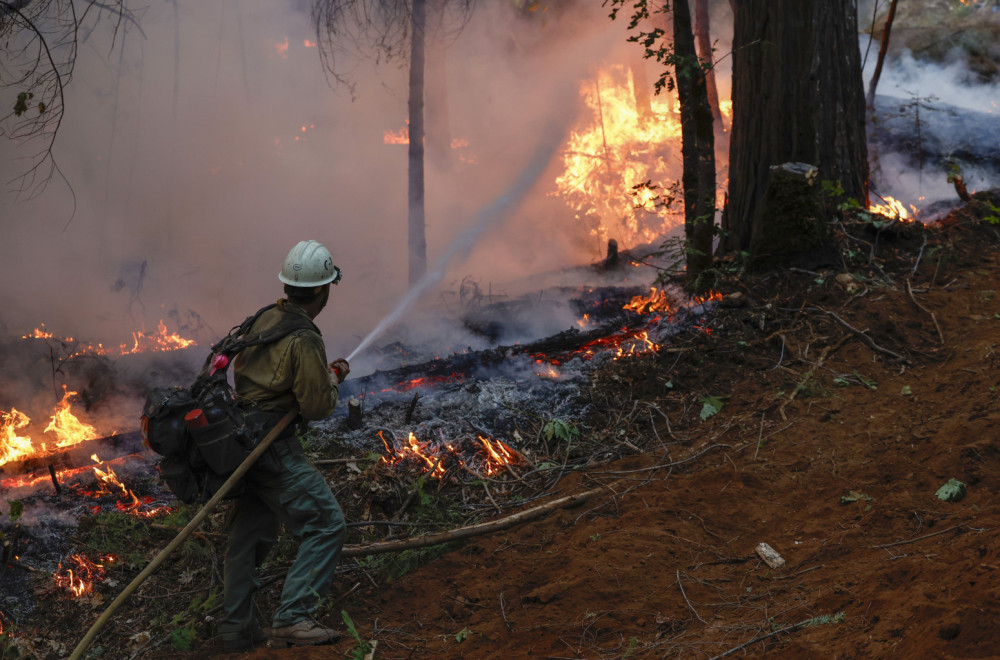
220, 623, 268, 651
267, 620, 341, 648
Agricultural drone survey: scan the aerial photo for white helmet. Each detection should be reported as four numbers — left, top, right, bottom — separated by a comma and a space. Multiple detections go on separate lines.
278, 240, 342, 287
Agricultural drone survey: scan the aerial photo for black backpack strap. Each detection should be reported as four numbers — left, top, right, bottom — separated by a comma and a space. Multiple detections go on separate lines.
210, 303, 279, 355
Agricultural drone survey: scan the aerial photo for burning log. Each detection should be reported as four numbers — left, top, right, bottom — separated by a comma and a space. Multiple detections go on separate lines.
0, 431, 142, 479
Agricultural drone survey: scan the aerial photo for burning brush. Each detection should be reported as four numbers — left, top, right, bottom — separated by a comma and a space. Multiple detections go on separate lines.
53, 553, 117, 598
378, 430, 527, 481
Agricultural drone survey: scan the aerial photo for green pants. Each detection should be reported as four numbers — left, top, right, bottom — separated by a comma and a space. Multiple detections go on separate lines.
218, 437, 346, 638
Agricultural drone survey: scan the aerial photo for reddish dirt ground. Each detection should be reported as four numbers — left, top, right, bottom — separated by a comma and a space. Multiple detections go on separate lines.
180, 199, 1000, 659
10, 197, 1000, 659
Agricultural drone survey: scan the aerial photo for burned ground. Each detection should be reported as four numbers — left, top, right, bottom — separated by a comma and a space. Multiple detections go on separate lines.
6, 194, 1000, 659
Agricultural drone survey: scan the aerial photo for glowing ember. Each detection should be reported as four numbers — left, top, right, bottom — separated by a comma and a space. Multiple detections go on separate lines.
552, 64, 686, 248
624, 287, 676, 315
380, 374, 464, 393
53, 553, 116, 598
870, 195, 913, 222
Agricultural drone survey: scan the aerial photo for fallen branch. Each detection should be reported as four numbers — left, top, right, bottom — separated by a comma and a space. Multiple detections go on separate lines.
341, 487, 606, 558
905, 278, 944, 344
777, 335, 849, 420
871, 523, 969, 549
820, 308, 909, 363
709, 613, 843, 659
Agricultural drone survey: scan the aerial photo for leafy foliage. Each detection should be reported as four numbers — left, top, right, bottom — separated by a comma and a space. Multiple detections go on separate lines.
341, 610, 374, 660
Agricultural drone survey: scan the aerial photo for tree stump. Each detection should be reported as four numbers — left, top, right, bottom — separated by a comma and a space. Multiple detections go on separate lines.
749, 162, 831, 271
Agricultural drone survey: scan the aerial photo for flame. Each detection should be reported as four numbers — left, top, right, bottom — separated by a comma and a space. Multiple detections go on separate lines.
22, 325, 57, 339
384, 121, 410, 145
477, 435, 525, 477
624, 287, 676, 315
870, 195, 913, 222
22, 319, 195, 358
379, 431, 447, 478
120, 320, 196, 355
44, 387, 97, 448
272, 36, 289, 58
54, 554, 116, 598
1, 408, 35, 465
379, 430, 526, 480
304, 38, 316, 48
552, 64, 687, 248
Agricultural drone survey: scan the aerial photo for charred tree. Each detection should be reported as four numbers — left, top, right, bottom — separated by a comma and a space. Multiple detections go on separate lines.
672, 0, 716, 291
720, 0, 869, 266
866, 0, 899, 109
408, 0, 428, 284
311, 0, 474, 287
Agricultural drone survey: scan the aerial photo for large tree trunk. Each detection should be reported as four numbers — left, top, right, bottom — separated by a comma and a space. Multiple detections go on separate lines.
720, 0, 869, 260
672, 0, 716, 290
408, 0, 428, 286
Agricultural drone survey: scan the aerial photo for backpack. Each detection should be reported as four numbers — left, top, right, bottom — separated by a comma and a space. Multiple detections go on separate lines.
140, 304, 318, 503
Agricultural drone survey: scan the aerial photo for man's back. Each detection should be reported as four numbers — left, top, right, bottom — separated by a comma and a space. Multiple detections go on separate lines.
233, 301, 338, 420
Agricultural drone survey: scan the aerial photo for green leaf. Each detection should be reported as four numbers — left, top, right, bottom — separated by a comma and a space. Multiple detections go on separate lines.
839, 490, 874, 504
455, 627, 472, 643
935, 478, 966, 502
900, 385, 912, 396
8, 500, 23, 522
699, 395, 725, 420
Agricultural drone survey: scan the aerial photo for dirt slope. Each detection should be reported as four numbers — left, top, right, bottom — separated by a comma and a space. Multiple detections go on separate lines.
163, 199, 1000, 660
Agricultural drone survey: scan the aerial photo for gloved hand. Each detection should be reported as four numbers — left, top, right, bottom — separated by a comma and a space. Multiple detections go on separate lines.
329, 358, 350, 384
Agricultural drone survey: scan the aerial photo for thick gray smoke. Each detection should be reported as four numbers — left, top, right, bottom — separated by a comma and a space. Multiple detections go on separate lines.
0, 1, 630, 378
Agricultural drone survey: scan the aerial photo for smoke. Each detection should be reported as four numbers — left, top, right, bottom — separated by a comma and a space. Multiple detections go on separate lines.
0, 1, 642, 383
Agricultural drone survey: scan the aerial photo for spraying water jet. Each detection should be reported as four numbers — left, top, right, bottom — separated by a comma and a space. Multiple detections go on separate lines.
345, 128, 565, 364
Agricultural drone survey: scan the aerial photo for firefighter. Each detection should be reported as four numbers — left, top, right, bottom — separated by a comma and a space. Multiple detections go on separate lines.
217, 239, 351, 650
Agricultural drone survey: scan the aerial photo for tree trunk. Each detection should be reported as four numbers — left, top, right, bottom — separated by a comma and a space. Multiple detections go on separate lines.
408, 0, 428, 286
721, 0, 869, 259
672, 0, 717, 291
867, 0, 899, 108
425, 0, 451, 169
693, 0, 723, 129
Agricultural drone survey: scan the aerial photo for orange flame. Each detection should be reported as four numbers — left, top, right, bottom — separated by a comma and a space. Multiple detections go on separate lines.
870, 195, 913, 223
1, 408, 35, 465
552, 64, 687, 248
477, 435, 524, 477
384, 121, 410, 145
44, 387, 97, 448
624, 287, 675, 315
22, 319, 195, 358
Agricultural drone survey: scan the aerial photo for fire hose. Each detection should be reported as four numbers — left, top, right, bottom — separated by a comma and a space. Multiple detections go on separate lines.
67, 407, 299, 660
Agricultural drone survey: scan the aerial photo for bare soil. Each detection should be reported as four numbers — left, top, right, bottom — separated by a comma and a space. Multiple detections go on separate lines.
189, 196, 1000, 658
9, 194, 1000, 659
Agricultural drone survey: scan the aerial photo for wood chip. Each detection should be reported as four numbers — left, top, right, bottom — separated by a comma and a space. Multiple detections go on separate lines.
755, 542, 786, 569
